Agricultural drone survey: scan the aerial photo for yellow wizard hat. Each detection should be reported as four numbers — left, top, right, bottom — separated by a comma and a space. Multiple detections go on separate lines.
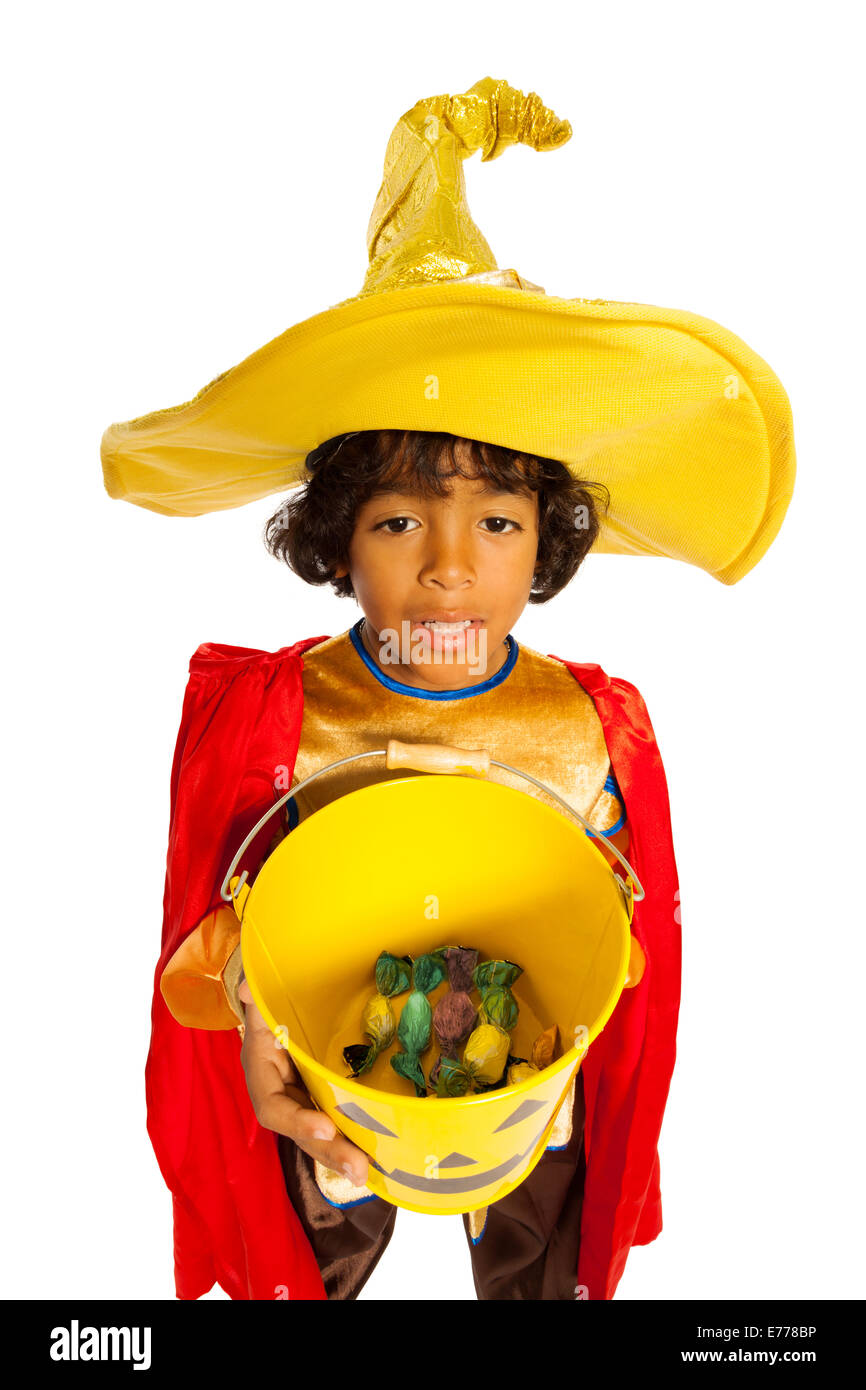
100, 76, 795, 584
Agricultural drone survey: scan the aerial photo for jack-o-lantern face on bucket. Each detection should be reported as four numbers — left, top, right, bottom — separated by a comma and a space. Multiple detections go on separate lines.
311, 1063, 579, 1214
342, 1096, 552, 1195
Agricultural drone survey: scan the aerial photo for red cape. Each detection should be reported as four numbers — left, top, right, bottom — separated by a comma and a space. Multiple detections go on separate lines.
146, 636, 680, 1300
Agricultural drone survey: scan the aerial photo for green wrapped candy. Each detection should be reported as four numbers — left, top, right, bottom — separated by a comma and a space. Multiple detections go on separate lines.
343, 951, 412, 1077
473, 959, 523, 1033
434, 1055, 473, 1097
390, 953, 447, 1096
435, 1021, 511, 1096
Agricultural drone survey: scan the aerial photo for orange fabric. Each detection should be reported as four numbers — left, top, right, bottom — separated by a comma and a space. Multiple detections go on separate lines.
160, 906, 241, 1030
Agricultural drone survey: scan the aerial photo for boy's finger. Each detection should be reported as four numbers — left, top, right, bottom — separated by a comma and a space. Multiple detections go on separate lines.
257, 1095, 369, 1182
255, 1089, 335, 1143
242, 1022, 302, 1098
312, 1135, 370, 1188
289, 1098, 338, 1143
245, 1057, 370, 1185
239, 990, 368, 1183
276, 1090, 369, 1183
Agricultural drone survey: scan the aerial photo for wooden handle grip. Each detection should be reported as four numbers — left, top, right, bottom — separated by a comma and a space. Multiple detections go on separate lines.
386, 738, 490, 777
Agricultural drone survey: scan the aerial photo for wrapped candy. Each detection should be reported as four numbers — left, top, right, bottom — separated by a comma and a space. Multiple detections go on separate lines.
390, 952, 448, 1096
428, 946, 478, 1090
503, 1024, 562, 1086
435, 1021, 511, 1096
434, 947, 478, 1056
473, 959, 523, 1033
505, 1055, 539, 1086
531, 1023, 561, 1070
343, 951, 412, 1077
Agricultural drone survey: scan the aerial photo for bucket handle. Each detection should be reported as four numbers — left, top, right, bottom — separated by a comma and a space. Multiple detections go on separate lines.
219, 739, 645, 906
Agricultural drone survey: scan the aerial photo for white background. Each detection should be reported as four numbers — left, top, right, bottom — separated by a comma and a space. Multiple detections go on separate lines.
3, 0, 863, 1301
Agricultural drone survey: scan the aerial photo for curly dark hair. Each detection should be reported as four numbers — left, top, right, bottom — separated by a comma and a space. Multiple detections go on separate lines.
264, 430, 609, 604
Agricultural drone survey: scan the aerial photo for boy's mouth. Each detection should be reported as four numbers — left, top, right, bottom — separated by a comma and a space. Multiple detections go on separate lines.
409, 616, 484, 650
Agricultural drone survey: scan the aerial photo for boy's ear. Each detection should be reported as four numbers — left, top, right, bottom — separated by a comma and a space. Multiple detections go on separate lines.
334, 562, 349, 579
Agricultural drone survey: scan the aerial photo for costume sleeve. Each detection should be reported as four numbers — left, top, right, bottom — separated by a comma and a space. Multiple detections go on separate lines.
159, 805, 287, 1031
160, 907, 244, 1029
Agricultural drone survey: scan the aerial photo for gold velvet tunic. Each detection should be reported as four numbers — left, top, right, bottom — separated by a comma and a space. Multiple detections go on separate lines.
287, 622, 624, 835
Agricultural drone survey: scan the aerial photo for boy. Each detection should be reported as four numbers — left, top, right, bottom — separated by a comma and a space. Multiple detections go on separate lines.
247, 428, 637, 1301
102, 79, 794, 1300
156, 426, 674, 1302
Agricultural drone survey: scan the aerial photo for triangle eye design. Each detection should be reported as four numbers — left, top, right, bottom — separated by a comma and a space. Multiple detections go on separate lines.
493, 1098, 548, 1133
335, 1102, 398, 1137
439, 1152, 478, 1168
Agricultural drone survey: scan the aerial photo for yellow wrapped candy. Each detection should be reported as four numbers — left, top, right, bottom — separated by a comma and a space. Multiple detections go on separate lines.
362, 993, 395, 1050
506, 1058, 539, 1085
504, 1023, 561, 1086
343, 951, 412, 1077
436, 1021, 511, 1096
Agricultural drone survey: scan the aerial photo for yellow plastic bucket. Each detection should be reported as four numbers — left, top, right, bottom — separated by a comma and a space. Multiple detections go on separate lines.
222, 740, 644, 1216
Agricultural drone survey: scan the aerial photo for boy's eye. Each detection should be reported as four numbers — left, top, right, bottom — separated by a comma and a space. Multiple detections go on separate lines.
375, 517, 420, 534
374, 516, 523, 534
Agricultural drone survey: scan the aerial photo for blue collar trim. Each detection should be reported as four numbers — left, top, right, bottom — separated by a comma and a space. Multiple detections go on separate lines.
348, 619, 519, 700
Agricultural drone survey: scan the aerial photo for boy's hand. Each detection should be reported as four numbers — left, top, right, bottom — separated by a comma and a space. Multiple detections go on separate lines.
238, 979, 369, 1187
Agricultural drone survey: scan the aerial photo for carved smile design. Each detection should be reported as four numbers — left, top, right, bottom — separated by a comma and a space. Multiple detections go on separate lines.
335, 1096, 553, 1194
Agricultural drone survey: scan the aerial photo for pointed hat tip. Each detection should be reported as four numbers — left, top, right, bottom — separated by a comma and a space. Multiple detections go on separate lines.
363, 78, 572, 294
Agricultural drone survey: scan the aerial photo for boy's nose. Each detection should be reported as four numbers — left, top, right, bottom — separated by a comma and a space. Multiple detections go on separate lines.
418, 543, 475, 588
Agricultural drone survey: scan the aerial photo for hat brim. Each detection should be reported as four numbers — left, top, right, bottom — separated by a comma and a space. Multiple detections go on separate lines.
101, 281, 795, 584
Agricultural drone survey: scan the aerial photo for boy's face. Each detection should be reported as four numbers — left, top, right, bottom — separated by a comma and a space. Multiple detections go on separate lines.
334, 458, 540, 691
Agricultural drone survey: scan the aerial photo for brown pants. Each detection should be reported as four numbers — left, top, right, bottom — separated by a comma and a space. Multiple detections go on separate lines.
277, 1072, 586, 1301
